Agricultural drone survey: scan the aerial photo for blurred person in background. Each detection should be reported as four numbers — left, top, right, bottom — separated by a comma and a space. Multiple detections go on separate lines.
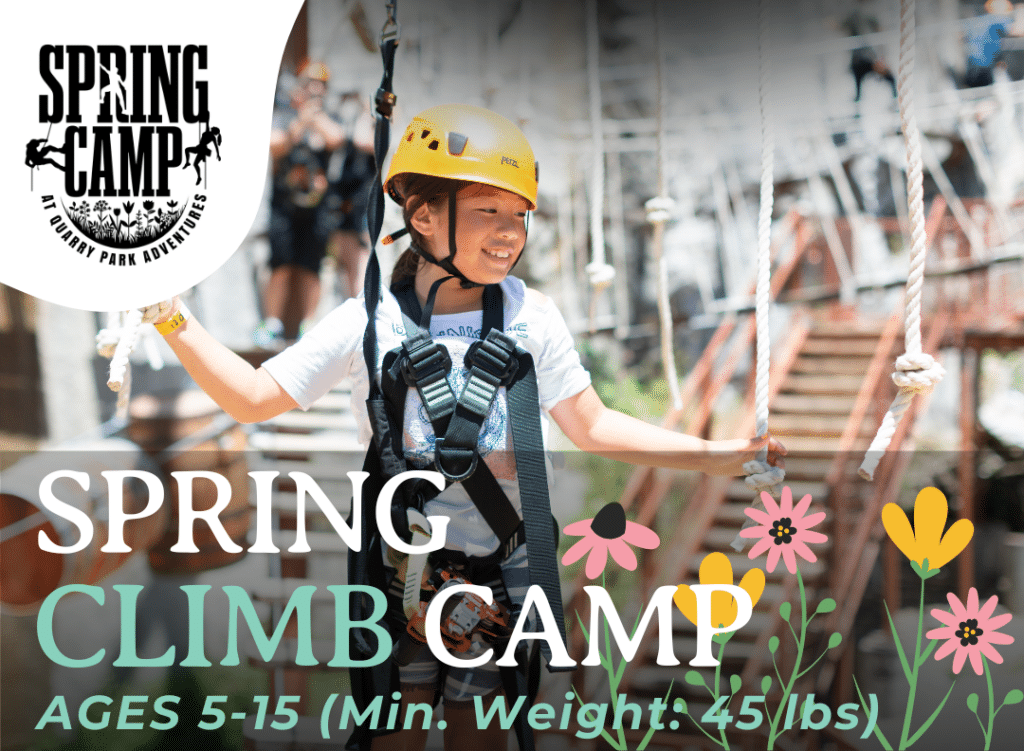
254, 60, 344, 350
963, 0, 1023, 88
325, 89, 376, 301
841, 0, 898, 104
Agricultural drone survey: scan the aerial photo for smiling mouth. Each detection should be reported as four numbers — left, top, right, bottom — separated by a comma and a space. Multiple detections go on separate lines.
483, 248, 513, 259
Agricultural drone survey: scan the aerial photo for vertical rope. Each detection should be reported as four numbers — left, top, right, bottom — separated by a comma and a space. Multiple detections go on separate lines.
753, 0, 774, 457
858, 0, 945, 481
646, 0, 681, 409
732, 0, 784, 550
585, 0, 615, 300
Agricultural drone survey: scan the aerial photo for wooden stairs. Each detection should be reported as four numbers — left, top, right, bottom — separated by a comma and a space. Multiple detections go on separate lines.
559, 307, 948, 750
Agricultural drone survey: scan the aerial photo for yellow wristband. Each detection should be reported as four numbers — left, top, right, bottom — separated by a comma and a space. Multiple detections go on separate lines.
154, 303, 191, 336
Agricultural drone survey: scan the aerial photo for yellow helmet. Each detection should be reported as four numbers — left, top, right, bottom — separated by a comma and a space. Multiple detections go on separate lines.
384, 104, 538, 210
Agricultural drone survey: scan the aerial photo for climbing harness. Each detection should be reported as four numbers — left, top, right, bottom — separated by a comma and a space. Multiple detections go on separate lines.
347, 6, 566, 749
858, 0, 945, 481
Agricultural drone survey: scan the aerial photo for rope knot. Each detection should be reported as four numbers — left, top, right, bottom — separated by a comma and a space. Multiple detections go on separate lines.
585, 260, 616, 289
743, 459, 785, 494
644, 196, 675, 224
892, 352, 945, 394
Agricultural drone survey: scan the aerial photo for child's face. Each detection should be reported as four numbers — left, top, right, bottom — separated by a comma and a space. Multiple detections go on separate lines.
421, 183, 529, 285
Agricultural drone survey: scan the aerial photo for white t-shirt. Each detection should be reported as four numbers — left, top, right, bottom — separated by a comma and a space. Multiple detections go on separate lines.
262, 276, 591, 556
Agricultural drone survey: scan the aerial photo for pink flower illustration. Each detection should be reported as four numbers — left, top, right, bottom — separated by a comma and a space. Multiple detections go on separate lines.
561, 502, 660, 579
926, 588, 1014, 675
739, 486, 828, 574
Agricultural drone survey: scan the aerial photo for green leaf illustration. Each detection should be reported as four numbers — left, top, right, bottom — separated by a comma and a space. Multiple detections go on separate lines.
779, 602, 791, 622
966, 693, 979, 712
685, 670, 706, 688
1005, 689, 1024, 706
828, 632, 843, 649
761, 675, 772, 694
730, 674, 742, 694
768, 635, 780, 654
816, 598, 837, 614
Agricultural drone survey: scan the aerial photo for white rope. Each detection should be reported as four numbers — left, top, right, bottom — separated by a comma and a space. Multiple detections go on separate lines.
647, 0, 682, 409
105, 308, 144, 393
733, 0, 783, 551
98, 300, 173, 421
584, 0, 615, 291
859, 0, 945, 481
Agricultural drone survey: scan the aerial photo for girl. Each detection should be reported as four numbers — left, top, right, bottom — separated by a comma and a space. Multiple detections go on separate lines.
149, 103, 785, 751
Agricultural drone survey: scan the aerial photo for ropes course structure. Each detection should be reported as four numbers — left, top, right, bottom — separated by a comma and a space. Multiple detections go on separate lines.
859, 0, 946, 481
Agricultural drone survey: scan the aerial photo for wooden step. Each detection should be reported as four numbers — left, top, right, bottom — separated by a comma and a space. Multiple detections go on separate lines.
790, 356, 872, 376
774, 456, 856, 479
771, 393, 858, 415
779, 374, 865, 395
247, 459, 364, 482
765, 414, 872, 438
724, 480, 829, 504
810, 320, 887, 337
768, 435, 869, 454
248, 431, 364, 454
800, 337, 884, 356
261, 411, 359, 432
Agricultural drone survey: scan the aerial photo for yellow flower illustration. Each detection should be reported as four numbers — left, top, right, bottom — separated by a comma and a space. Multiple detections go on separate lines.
882, 486, 974, 576
674, 552, 765, 629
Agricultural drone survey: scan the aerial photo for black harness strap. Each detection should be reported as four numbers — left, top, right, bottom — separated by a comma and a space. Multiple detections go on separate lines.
387, 282, 524, 552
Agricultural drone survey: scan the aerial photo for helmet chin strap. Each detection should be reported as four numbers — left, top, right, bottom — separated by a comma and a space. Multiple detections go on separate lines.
408, 186, 481, 289
409, 186, 530, 288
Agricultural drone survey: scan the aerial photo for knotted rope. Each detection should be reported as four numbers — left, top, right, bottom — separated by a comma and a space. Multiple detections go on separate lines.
733, 0, 784, 551
97, 300, 173, 414
858, 0, 945, 481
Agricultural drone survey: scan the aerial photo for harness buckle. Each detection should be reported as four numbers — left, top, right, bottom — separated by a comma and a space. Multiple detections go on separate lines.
464, 331, 519, 387
400, 336, 451, 388
433, 439, 478, 482
375, 87, 398, 119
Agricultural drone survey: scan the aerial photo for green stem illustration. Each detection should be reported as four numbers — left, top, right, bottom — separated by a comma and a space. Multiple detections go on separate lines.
856, 563, 956, 749
964, 655, 1024, 751
573, 573, 675, 751
766, 568, 807, 749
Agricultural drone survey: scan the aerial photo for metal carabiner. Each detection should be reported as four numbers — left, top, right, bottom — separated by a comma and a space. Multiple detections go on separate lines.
380, 1, 401, 46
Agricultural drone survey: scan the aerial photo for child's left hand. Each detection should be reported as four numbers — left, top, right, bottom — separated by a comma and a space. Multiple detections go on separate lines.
703, 433, 787, 477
